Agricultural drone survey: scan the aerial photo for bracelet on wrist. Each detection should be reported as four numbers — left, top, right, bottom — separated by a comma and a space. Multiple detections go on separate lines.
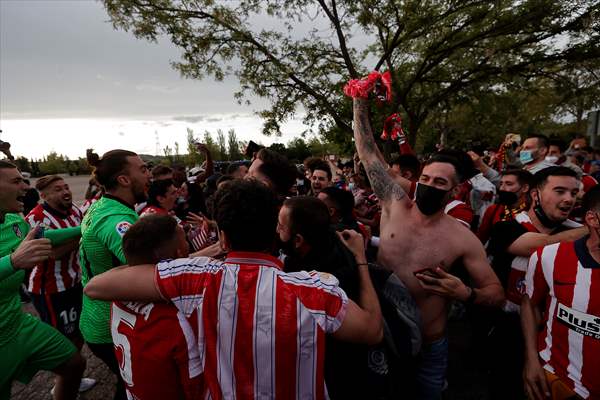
356, 262, 369, 266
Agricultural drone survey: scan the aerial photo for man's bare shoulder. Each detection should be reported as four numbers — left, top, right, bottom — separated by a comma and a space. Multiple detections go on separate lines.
440, 214, 481, 245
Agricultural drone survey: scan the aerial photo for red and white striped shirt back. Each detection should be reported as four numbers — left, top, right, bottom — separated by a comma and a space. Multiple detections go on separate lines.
155, 252, 348, 400
111, 301, 204, 400
526, 241, 600, 399
26, 204, 83, 294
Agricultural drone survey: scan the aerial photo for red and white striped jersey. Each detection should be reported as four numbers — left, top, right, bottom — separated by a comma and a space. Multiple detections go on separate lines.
139, 205, 183, 226
504, 212, 580, 312
25, 203, 82, 294
111, 301, 204, 400
155, 252, 349, 400
526, 240, 600, 399
139, 205, 168, 217
80, 192, 101, 215
444, 199, 474, 229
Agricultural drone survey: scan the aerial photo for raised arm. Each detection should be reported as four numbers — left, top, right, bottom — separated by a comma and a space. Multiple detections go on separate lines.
332, 230, 383, 345
353, 98, 408, 206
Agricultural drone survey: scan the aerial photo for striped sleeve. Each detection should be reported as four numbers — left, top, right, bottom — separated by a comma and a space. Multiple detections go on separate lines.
284, 270, 348, 333
155, 257, 220, 317
525, 247, 549, 304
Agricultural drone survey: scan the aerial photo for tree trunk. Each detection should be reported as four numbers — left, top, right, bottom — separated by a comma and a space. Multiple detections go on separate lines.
407, 116, 422, 148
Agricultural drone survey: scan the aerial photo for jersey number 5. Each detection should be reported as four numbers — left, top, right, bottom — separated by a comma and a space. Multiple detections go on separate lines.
111, 304, 137, 386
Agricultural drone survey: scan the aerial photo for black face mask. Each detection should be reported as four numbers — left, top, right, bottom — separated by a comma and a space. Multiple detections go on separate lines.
497, 190, 519, 206
533, 194, 562, 229
415, 183, 450, 216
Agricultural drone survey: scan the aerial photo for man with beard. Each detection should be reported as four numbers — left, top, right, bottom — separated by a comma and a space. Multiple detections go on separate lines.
277, 196, 371, 399
477, 169, 533, 244
475, 135, 556, 186
25, 175, 96, 392
351, 93, 504, 398
485, 166, 588, 399
0, 161, 85, 399
79, 150, 151, 400
310, 160, 332, 196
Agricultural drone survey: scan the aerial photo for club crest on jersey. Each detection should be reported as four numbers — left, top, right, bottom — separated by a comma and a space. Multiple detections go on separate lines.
557, 303, 600, 340
12, 224, 22, 238
116, 221, 132, 237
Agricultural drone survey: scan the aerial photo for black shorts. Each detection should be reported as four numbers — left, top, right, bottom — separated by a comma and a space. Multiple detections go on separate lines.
31, 284, 83, 340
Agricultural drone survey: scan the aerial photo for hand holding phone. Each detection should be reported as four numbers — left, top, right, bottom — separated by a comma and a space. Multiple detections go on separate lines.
413, 268, 437, 278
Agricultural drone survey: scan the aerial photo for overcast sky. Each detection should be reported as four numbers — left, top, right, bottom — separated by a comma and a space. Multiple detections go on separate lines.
0, 0, 306, 159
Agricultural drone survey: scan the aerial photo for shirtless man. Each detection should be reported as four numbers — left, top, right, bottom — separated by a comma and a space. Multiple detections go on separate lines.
352, 97, 504, 398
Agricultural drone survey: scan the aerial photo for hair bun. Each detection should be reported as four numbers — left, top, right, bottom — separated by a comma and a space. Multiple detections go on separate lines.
86, 149, 100, 167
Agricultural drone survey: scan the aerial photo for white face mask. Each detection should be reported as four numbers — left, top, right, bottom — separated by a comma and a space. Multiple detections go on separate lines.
545, 156, 559, 164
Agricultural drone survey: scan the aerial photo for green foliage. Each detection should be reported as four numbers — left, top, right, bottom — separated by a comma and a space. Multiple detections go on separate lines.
227, 129, 242, 160
38, 152, 69, 175
14, 156, 31, 173
103, 0, 600, 149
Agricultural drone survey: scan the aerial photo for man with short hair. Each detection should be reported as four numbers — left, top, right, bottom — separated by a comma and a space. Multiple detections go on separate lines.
0, 161, 85, 400
151, 165, 173, 181
310, 160, 332, 195
477, 169, 533, 244
226, 162, 248, 179
546, 138, 565, 164
111, 214, 202, 400
139, 178, 178, 218
246, 148, 297, 199
352, 94, 504, 398
318, 186, 361, 232
518, 134, 555, 174
277, 195, 368, 399
485, 166, 588, 399
522, 185, 600, 400
26, 175, 97, 393
390, 154, 420, 182
84, 179, 383, 399
80, 149, 151, 400
473, 134, 556, 186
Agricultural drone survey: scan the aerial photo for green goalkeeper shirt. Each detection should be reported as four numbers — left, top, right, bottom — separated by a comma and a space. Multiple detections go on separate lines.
79, 195, 138, 344
0, 214, 30, 347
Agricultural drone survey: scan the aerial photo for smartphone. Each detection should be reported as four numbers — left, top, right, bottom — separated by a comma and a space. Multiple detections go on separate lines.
34, 226, 45, 239
413, 268, 437, 277
329, 155, 335, 161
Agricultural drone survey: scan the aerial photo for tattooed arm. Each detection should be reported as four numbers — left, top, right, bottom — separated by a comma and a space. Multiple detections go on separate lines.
353, 98, 408, 205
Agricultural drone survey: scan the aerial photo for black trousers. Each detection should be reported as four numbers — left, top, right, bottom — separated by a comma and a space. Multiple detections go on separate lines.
87, 342, 127, 400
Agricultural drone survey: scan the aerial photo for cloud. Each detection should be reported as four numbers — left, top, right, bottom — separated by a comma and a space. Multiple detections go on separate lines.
172, 115, 206, 123
205, 117, 222, 122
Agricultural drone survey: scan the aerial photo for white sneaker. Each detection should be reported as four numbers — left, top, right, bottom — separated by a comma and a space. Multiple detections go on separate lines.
50, 377, 96, 396
79, 377, 97, 392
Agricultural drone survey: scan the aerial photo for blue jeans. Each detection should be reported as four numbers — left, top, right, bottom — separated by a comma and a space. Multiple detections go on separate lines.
415, 336, 449, 400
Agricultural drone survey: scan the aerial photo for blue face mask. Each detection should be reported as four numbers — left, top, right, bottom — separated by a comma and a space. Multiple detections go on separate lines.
520, 150, 534, 165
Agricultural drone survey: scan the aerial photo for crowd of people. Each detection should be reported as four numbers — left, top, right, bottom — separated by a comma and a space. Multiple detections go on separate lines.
1, 83, 599, 400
